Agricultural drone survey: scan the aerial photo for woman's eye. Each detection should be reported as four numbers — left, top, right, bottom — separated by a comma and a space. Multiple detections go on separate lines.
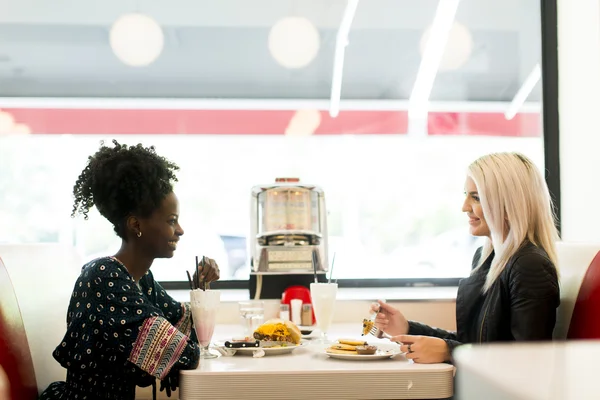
168, 219, 177, 225
472, 196, 480, 202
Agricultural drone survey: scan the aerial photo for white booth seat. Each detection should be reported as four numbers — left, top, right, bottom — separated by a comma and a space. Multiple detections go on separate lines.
0, 244, 82, 393
0, 244, 178, 399
554, 242, 600, 340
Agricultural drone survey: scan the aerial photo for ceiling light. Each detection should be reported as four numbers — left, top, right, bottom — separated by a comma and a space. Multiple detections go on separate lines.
330, 0, 360, 118
110, 13, 164, 67
285, 109, 322, 136
269, 17, 320, 69
505, 63, 541, 120
409, 0, 461, 135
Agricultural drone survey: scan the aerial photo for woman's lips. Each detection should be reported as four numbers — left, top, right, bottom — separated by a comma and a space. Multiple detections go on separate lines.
168, 241, 178, 250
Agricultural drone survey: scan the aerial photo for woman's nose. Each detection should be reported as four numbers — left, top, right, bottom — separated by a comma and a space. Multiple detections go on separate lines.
461, 199, 471, 213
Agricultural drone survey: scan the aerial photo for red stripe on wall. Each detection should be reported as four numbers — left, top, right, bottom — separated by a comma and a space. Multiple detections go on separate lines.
2, 108, 540, 137
428, 112, 541, 137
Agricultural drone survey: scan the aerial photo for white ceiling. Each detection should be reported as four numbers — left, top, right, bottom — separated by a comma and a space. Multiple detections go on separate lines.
0, 0, 542, 101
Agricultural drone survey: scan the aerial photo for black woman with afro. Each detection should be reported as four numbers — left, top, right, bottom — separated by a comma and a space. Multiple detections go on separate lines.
39, 140, 220, 400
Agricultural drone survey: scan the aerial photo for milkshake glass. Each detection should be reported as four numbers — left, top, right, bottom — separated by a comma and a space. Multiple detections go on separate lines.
190, 289, 220, 359
310, 283, 338, 344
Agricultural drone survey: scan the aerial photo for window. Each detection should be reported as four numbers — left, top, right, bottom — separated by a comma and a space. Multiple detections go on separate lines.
0, 0, 547, 285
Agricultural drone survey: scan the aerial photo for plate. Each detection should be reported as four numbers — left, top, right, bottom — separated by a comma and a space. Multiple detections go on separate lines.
215, 340, 307, 356
324, 349, 398, 361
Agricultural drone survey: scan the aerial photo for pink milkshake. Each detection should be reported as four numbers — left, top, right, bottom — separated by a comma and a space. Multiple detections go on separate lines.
190, 289, 220, 359
194, 308, 216, 347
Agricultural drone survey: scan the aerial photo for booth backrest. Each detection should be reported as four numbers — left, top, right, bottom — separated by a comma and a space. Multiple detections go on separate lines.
554, 242, 600, 339
0, 244, 82, 392
568, 250, 600, 339
0, 256, 38, 400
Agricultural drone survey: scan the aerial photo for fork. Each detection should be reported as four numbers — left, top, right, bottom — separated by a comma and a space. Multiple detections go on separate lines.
368, 325, 393, 340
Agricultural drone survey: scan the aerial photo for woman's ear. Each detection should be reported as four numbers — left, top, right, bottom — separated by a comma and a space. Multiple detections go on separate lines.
126, 215, 141, 237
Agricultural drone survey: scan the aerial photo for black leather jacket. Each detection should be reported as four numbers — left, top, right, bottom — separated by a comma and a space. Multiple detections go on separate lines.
408, 241, 560, 356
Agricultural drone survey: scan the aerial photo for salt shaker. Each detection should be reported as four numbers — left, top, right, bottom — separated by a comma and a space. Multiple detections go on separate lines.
290, 299, 302, 325
279, 303, 290, 321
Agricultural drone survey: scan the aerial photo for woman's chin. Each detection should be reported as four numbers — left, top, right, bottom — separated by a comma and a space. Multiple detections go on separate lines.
469, 227, 482, 237
155, 250, 176, 259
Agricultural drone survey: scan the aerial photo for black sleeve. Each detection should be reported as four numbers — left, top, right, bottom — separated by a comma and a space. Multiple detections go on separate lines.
408, 320, 458, 341
508, 254, 560, 340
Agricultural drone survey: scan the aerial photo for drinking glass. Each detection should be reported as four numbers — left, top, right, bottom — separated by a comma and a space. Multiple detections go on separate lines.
238, 300, 265, 337
190, 289, 221, 359
310, 283, 338, 344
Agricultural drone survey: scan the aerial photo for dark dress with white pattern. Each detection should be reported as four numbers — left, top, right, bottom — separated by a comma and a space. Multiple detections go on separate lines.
39, 257, 199, 400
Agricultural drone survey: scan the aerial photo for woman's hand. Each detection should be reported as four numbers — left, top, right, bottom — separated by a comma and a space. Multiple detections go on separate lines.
159, 369, 179, 397
370, 300, 409, 336
392, 335, 450, 364
193, 256, 220, 284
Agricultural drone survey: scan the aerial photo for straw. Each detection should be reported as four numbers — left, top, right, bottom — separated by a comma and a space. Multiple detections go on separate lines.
312, 251, 319, 283
328, 252, 336, 284
201, 256, 208, 291
195, 255, 200, 290
186, 270, 194, 290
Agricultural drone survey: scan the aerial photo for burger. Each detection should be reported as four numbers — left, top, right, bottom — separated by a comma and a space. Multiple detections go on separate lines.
253, 319, 302, 345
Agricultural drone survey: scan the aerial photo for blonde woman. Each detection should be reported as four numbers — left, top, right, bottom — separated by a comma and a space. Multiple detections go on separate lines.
372, 152, 560, 364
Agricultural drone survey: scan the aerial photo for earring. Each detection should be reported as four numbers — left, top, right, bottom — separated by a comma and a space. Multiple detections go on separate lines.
137, 232, 142, 238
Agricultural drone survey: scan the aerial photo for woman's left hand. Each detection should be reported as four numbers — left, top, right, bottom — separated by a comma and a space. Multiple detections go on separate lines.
391, 335, 450, 364
194, 256, 220, 283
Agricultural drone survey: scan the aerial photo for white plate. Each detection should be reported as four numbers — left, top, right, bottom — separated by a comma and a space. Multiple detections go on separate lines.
324, 349, 398, 361
214, 340, 307, 356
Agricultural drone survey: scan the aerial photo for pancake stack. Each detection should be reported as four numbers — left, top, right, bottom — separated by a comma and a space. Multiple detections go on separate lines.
326, 339, 377, 355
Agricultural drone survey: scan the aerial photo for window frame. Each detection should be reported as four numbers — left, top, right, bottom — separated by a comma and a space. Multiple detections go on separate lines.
159, 1, 560, 290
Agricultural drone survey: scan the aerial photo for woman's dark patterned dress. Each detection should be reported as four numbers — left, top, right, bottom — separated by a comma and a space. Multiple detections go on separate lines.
39, 257, 199, 400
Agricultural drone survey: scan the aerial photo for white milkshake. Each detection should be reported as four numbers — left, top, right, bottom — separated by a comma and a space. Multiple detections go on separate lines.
310, 283, 337, 343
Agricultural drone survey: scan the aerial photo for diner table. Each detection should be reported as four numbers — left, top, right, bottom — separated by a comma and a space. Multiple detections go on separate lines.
179, 324, 454, 400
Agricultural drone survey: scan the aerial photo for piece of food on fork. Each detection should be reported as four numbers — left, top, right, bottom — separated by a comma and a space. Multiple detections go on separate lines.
361, 302, 381, 336
362, 319, 375, 336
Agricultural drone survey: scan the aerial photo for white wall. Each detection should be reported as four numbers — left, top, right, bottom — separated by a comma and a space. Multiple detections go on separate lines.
558, 0, 600, 241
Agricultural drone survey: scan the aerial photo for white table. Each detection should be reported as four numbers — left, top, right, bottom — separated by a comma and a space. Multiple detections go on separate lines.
180, 324, 454, 400
453, 341, 600, 400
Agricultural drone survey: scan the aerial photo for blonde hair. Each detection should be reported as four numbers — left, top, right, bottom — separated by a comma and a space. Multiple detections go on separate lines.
468, 152, 559, 292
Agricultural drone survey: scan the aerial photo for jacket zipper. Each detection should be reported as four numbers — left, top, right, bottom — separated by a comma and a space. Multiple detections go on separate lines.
479, 302, 491, 343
